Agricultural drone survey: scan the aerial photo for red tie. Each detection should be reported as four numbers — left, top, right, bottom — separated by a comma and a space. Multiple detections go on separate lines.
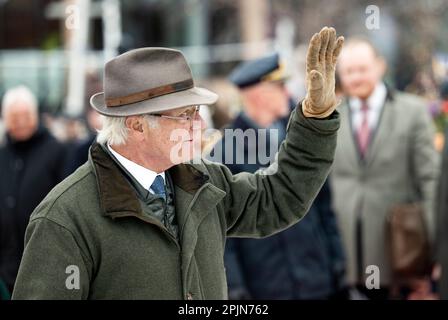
357, 101, 370, 158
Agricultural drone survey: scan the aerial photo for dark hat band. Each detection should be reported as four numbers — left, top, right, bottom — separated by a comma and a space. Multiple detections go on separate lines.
105, 79, 194, 107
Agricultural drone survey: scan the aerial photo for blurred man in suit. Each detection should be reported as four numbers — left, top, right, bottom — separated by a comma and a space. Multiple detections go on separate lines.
331, 38, 439, 299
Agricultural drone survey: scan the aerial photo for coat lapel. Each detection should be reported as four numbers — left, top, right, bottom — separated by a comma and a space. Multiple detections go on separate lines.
342, 91, 395, 168
89, 143, 143, 217
365, 96, 395, 167
339, 102, 361, 168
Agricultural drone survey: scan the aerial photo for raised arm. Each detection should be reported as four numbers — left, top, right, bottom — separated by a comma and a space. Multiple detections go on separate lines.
208, 27, 345, 237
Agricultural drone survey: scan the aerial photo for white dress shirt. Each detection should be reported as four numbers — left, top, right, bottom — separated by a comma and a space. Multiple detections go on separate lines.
349, 82, 387, 132
107, 144, 165, 193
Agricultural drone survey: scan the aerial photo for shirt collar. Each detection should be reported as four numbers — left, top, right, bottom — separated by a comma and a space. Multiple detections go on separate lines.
349, 82, 387, 112
107, 144, 165, 191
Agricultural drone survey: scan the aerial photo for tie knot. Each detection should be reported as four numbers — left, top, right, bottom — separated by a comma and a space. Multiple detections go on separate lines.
151, 175, 166, 200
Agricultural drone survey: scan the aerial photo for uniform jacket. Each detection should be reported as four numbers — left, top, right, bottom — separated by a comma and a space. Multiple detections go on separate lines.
213, 110, 288, 174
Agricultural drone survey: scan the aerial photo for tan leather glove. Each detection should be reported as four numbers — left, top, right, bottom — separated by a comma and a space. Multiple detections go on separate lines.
302, 27, 344, 118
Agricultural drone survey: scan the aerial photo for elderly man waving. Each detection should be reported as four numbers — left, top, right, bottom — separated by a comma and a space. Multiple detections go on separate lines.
13, 27, 343, 300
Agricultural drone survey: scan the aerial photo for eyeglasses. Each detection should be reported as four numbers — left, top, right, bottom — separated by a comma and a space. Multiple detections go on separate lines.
150, 105, 201, 128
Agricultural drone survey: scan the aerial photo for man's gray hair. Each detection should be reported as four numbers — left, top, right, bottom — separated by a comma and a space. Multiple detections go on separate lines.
96, 114, 159, 146
96, 116, 128, 145
1, 85, 38, 118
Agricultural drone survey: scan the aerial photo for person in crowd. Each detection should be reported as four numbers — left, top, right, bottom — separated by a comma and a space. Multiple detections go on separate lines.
211, 53, 346, 299
331, 38, 439, 299
436, 79, 448, 300
0, 85, 67, 296
65, 74, 105, 175
65, 108, 102, 175
13, 27, 344, 299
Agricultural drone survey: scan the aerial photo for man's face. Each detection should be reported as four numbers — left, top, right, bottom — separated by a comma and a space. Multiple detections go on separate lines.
245, 82, 290, 124
143, 105, 206, 165
259, 82, 290, 118
4, 101, 38, 141
337, 43, 385, 100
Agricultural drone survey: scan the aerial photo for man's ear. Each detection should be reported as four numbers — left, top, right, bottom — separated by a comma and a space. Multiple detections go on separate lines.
125, 116, 145, 139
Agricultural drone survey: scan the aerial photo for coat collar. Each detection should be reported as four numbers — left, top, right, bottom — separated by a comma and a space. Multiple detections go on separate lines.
88, 142, 210, 218
6, 125, 48, 150
89, 142, 227, 294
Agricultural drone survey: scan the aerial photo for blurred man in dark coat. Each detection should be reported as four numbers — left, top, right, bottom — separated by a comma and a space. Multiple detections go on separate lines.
0, 86, 67, 295
436, 80, 448, 300
210, 53, 346, 299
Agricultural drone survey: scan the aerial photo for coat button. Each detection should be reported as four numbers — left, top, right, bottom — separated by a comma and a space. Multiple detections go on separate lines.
186, 293, 193, 300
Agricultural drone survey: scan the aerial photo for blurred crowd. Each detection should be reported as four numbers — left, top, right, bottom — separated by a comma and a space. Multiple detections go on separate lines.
1, 17, 448, 300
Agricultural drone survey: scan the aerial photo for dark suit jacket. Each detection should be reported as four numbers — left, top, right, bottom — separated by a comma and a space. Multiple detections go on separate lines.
437, 128, 448, 299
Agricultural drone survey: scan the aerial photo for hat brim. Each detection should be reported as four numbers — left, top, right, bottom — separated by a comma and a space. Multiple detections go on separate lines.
90, 86, 218, 116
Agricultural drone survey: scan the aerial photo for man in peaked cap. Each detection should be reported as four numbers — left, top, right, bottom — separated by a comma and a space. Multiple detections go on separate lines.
212, 52, 346, 299
13, 27, 344, 300
229, 52, 288, 87
213, 52, 292, 174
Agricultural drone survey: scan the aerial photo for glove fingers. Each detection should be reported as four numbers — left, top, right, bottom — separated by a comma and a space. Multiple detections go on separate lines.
306, 33, 321, 73
318, 27, 330, 63
308, 70, 324, 104
332, 36, 345, 64
303, 27, 344, 118
326, 27, 336, 65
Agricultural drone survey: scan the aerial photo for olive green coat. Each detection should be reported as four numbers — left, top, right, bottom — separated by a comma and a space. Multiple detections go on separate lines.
12, 106, 340, 299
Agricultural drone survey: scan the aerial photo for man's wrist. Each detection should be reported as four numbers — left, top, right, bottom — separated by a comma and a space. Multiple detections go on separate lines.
302, 98, 339, 119
291, 101, 340, 134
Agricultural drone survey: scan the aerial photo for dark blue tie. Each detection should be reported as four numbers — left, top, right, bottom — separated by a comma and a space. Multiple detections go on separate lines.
150, 175, 166, 200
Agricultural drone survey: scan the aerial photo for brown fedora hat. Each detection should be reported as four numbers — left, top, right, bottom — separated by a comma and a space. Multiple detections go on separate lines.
90, 47, 218, 116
